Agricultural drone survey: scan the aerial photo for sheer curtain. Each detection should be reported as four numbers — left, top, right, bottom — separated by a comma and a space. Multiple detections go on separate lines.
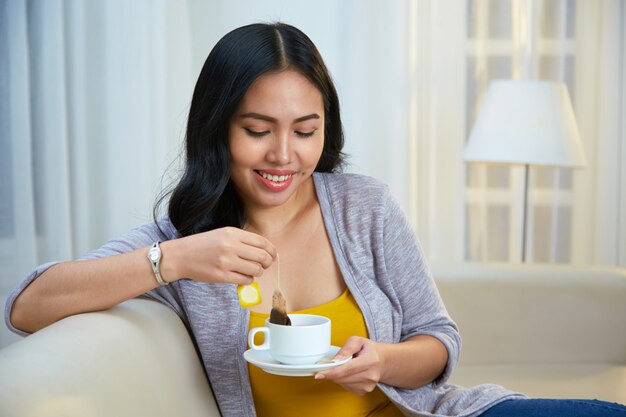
575, 0, 626, 267
0, 0, 193, 345
0, 0, 415, 348
412, 0, 626, 267
1, 1, 624, 349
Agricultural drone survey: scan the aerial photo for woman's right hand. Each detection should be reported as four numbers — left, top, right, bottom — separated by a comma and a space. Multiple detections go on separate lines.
160, 227, 276, 285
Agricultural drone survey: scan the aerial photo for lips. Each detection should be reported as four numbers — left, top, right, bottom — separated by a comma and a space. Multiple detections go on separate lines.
255, 169, 296, 191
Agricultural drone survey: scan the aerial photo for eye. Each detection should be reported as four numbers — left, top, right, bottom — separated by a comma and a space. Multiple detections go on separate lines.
295, 129, 317, 138
244, 128, 269, 138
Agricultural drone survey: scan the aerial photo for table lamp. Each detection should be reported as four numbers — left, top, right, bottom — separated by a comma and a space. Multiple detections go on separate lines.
463, 80, 587, 262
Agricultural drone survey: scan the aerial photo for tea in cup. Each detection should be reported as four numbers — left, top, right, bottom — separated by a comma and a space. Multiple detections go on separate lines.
248, 314, 331, 365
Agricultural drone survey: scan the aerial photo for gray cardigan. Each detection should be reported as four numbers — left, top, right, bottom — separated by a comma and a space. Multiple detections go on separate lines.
5, 172, 524, 416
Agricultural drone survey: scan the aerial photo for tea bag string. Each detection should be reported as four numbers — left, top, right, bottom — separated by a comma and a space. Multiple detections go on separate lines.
275, 253, 280, 291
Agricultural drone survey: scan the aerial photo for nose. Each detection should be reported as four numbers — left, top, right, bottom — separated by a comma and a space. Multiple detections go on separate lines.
267, 132, 292, 165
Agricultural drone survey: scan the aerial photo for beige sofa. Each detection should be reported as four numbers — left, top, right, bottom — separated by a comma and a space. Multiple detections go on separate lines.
1, 263, 624, 416
435, 263, 626, 403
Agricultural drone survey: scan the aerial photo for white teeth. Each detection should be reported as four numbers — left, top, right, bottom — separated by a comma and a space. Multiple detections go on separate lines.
260, 171, 292, 183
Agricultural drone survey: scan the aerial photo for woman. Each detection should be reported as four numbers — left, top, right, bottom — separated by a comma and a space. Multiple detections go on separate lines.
6, 23, 626, 417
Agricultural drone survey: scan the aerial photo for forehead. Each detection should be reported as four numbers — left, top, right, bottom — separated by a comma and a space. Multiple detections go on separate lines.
236, 70, 324, 116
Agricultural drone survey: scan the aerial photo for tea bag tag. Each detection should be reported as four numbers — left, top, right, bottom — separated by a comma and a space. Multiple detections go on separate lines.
238, 282, 262, 308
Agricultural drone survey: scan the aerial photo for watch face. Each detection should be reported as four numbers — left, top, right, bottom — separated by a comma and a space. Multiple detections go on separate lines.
149, 248, 159, 262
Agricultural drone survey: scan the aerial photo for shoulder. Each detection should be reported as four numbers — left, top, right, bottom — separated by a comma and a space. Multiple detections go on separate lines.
313, 172, 392, 237
153, 217, 180, 240
313, 172, 390, 209
314, 171, 388, 191
81, 218, 179, 260
124, 218, 179, 243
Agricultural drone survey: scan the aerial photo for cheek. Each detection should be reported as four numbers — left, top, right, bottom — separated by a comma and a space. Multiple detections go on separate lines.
311, 137, 325, 165
228, 143, 253, 190
300, 141, 324, 175
229, 136, 258, 169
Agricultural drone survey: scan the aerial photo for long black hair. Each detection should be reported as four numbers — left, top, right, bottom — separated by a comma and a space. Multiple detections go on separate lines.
154, 22, 345, 237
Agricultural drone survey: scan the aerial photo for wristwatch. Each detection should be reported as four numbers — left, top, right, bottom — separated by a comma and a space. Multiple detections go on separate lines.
147, 242, 168, 286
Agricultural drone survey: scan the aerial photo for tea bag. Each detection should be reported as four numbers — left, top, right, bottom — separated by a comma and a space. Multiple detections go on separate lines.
269, 254, 291, 325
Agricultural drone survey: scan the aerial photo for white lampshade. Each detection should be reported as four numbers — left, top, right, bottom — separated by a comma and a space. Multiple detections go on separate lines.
464, 80, 587, 168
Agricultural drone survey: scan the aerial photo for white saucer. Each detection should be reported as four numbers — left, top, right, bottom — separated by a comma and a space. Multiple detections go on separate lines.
244, 346, 352, 377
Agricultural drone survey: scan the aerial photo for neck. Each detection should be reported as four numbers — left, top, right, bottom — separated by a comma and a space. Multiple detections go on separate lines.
244, 176, 317, 237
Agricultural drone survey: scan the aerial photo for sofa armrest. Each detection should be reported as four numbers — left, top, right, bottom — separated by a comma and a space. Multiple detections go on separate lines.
0, 298, 220, 417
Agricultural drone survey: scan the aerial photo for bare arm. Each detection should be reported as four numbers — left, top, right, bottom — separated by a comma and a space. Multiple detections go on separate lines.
10, 227, 276, 334
11, 246, 161, 334
378, 335, 448, 388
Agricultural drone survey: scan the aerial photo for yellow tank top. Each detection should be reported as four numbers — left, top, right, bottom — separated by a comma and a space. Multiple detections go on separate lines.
248, 289, 403, 417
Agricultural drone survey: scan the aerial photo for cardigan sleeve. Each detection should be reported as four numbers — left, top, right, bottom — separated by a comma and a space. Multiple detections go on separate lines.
381, 187, 461, 387
4, 261, 61, 337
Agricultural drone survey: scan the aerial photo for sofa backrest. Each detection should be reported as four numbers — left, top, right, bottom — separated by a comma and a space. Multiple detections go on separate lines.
0, 299, 221, 417
433, 263, 626, 366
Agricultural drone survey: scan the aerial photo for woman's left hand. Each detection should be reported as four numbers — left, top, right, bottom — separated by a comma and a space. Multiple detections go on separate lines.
314, 336, 385, 395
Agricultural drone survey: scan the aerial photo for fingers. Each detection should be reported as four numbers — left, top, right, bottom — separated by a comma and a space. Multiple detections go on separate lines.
213, 252, 264, 283
229, 273, 255, 286
182, 227, 277, 284
228, 229, 275, 279
315, 337, 382, 395
319, 343, 371, 380
331, 336, 364, 362
236, 244, 274, 271
317, 364, 380, 395
237, 229, 278, 263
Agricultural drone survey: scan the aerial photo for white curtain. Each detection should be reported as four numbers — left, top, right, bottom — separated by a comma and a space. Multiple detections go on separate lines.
0, 0, 193, 347
412, 0, 626, 267
0, 0, 414, 347
574, 0, 626, 266
1, 0, 624, 348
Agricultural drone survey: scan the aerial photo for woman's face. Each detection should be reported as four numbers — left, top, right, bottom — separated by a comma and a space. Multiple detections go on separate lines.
229, 70, 325, 209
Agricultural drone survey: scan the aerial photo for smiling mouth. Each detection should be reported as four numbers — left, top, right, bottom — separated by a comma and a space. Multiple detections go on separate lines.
257, 170, 294, 183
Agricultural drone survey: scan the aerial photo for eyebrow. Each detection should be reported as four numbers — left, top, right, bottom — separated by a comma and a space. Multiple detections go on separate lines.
240, 112, 320, 123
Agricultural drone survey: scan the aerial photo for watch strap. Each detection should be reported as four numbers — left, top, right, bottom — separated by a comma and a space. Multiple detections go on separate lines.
148, 242, 168, 286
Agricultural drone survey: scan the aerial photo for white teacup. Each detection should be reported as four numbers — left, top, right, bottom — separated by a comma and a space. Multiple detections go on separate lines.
248, 314, 331, 365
